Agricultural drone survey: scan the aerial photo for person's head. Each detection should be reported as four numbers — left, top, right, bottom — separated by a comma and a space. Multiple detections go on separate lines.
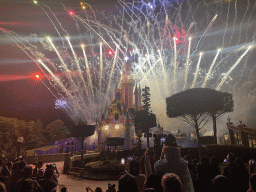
19, 160, 27, 170
6, 162, 13, 170
129, 160, 140, 176
212, 175, 228, 192
209, 156, 218, 166
227, 152, 236, 164
186, 155, 192, 163
61, 187, 67, 192
161, 173, 183, 192
95, 187, 103, 192
118, 173, 138, 192
45, 168, 54, 179
144, 173, 163, 192
200, 155, 210, 165
234, 157, 244, 167
19, 179, 33, 192
164, 134, 177, 147
193, 158, 199, 166
250, 173, 256, 191
0, 182, 6, 192
38, 161, 43, 169
23, 166, 33, 178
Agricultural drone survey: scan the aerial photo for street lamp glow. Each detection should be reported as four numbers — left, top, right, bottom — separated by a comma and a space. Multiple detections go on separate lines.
66, 36, 69, 40
35, 75, 40, 79
81, 44, 85, 48
82, 6, 86, 10
33, 0, 38, 4
189, 37, 192, 40
200, 52, 203, 55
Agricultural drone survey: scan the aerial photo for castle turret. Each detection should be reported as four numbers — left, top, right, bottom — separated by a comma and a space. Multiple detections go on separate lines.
121, 58, 135, 113
134, 84, 138, 109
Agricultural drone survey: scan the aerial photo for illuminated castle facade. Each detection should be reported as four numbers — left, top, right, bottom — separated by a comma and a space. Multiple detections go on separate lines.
97, 58, 143, 150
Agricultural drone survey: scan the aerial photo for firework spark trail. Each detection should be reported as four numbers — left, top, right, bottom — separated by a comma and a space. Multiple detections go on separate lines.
158, 49, 168, 96
139, 59, 160, 83
234, 2, 256, 93
47, 38, 78, 91
216, 46, 252, 91
99, 42, 103, 93
245, 1, 256, 43
37, 3, 67, 48
228, 0, 238, 46
66, 37, 89, 95
0, 29, 49, 79
221, 0, 230, 49
201, 49, 221, 88
183, 37, 192, 90
103, 46, 119, 111
190, 52, 203, 89
40, 2, 71, 49
38, 60, 74, 103
193, 14, 218, 54
173, 37, 178, 91
81, 44, 96, 120
237, 0, 250, 45
39, 77, 76, 124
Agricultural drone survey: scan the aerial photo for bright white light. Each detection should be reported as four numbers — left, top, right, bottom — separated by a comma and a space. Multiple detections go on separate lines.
173, 37, 178, 40
33, 0, 38, 4
81, 44, 85, 48
218, 48, 221, 52
46, 36, 51, 41
189, 37, 192, 40
66, 36, 69, 40
124, 56, 129, 61
200, 52, 203, 55
105, 125, 109, 130
115, 125, 119, 129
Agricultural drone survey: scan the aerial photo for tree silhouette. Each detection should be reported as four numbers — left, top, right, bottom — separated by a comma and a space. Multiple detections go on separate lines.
71, 122, 95, 167
206, 92, 234, 144
166, 88, 231, 157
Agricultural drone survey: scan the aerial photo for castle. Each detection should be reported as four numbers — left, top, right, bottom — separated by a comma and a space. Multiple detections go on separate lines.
96, 57, 144, 150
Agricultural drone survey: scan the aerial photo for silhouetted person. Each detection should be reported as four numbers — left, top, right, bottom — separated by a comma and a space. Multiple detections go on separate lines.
129, 160, 146, 192
154, 134, 194, 192
37, 169, 58, 192
222, 152, 237, 191
248, 173, 256, 192
161, 173, 184, 192
144, 173, 163, 192
118, 173, 138, 192
208, 156, 220, 180
233, 157, 249, 192
212, 175, 229, 192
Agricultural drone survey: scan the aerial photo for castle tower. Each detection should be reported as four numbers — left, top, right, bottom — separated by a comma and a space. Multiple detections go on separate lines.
121, 58, 135, 113
138, 84, 142, 108
134, 84, 138, 109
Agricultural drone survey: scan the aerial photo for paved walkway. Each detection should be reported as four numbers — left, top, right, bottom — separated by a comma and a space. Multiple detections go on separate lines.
51, 161, 119, 192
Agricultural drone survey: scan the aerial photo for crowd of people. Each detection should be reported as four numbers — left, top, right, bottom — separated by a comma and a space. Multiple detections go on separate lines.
0, 159, 61, 192
89, 134, 256, 192
1, 134, 256, 192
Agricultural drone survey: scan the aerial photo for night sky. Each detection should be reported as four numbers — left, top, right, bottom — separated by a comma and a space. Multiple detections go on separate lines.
1, 0, 256, 134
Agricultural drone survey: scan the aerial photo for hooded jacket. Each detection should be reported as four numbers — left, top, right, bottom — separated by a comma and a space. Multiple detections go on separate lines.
154, 146, 194, 192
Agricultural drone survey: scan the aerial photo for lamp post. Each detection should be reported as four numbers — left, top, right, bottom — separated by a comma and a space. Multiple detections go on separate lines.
71, 142, 74, 156
17, 137, 24, 158
66, 142, 70, 155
